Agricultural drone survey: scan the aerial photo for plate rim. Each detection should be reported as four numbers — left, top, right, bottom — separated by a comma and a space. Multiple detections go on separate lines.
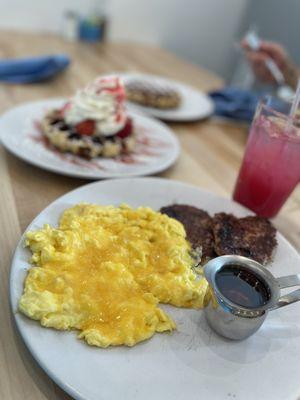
0, 99, 180, 179
9, 177, 300, 400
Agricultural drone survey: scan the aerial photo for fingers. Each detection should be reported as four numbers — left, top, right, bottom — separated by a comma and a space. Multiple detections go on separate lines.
258, 41, 288, 67
240, 38, 251, 51
244, 50, 277, 84
240, 39, 288, 84
241, 37, 297, 88
240, 39, 288, 67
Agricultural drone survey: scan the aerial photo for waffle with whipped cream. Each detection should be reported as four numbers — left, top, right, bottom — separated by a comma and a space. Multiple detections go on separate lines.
41, 76, 136, 159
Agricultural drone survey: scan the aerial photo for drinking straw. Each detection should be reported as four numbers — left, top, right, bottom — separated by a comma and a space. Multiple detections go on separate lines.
287, 79, 300, 130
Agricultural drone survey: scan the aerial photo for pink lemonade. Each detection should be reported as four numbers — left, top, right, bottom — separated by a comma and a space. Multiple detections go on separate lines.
233, 114, 300, 218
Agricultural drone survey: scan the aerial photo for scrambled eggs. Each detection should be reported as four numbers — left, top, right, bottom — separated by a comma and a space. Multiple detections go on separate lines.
19, 204, 208, 348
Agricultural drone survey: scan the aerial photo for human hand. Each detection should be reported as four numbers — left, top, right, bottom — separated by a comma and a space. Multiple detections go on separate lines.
241, 39, 298, 88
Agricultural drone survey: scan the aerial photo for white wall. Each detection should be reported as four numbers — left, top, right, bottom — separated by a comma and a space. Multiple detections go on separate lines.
0, 0, 249, 80
0, 0, 97, 32
109, 0, 249, 80
243, 0, 300, 67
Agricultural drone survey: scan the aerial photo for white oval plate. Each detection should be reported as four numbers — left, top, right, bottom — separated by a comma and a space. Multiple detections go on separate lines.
10, 178, 300, 400
120, 72, 214, 121
0, 99, 180, 179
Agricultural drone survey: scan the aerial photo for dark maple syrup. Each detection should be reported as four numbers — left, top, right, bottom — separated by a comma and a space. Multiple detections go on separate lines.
215, 265, 271, 309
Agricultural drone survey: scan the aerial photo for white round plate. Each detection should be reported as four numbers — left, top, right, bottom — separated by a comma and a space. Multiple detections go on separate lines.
10, 178, 300, 400
120, 72, 214, 121
0, 99, 180, 179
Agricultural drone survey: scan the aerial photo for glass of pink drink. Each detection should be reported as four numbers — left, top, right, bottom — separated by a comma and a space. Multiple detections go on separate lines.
233, 96, 300, 218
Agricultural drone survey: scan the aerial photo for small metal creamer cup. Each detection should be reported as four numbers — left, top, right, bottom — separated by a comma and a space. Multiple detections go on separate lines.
204, 255, 300, 340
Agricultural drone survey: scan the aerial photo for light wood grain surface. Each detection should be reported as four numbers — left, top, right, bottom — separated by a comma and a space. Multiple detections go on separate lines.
0, 31, 299, 400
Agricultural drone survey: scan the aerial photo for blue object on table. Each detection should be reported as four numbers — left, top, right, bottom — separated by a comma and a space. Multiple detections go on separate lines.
209, 87, 261, 122
79, 20, 104, 42
0, 54, 70, 83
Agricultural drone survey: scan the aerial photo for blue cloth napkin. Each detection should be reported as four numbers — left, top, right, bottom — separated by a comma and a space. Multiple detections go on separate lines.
0, 54, 70, 83
209, 87, 261, 122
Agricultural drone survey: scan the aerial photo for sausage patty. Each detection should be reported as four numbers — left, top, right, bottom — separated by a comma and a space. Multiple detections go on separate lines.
160, 204, 277, 265
212, 213, 277, 265
160, 204, 215, 263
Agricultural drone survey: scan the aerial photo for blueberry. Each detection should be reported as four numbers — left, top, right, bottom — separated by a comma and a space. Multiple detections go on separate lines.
50, 118, 63, 126
105, 135, 116, 142
68, 133, 81, 140
59, 123, 69, 131
92, 136, 103, 144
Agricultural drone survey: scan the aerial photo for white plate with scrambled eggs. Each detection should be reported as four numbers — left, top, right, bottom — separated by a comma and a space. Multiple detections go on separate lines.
0, 99, 180, 179
10, 178, 300, 400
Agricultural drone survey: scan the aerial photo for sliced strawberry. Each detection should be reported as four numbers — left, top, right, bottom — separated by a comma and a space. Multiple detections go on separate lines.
117, 118, 133, 139
75, 120, 95, 136
59, 102, 72, 117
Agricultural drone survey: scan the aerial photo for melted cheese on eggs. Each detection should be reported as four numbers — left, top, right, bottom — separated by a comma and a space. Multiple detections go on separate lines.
19, 204, 208, 347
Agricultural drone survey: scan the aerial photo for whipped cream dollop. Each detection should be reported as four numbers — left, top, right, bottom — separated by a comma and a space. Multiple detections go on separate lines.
64, 76, 127, 136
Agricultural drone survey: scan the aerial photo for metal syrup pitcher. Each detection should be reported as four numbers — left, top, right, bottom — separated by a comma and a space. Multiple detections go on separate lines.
204, 255, 300, 340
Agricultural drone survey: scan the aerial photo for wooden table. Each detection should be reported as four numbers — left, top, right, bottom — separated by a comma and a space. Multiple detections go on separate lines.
0, 31, 299, 400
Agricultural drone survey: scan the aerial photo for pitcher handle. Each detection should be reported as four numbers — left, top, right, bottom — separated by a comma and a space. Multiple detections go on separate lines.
272, 275, 300, 310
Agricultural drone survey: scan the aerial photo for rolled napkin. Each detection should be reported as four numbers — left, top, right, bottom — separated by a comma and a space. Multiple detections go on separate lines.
0, 54, 70, 83
209, 87, 261, 122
